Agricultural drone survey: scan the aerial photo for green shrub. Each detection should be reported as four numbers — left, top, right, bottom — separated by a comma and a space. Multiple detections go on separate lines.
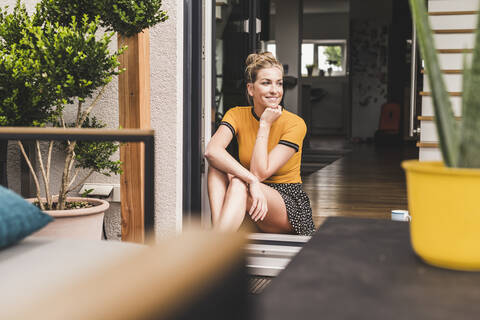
0, 1, 124, 209
71, 116, 122, 177
37, 0, 168, 37
0, 2, 62, 126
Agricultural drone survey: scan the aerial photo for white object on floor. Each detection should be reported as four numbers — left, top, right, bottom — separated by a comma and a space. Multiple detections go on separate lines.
391, 209, 411, 222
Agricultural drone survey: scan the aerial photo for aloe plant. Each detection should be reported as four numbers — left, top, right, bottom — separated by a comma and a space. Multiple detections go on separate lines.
410, 0, 480, 168
409, 0, 459, 167
458, 9, 480, 168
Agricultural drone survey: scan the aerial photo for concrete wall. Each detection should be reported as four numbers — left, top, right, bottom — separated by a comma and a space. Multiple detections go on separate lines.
4, 0, 183, 240
349, 0, 392, 139
350, 0, 392, 24
303, 13, 349, 40
303, 0, 348, 14
350, 19, 389, 139
150, 0, 183, 239
274, 0, 302, 115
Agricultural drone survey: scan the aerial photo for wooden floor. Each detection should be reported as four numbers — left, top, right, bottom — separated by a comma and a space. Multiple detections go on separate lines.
302, 143, 418, 229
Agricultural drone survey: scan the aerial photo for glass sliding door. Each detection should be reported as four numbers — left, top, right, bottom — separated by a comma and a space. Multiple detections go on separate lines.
213, 0, 272, 134
214, 0, 251, 134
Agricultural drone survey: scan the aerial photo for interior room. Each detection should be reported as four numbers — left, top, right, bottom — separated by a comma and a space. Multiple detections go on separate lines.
211, 0, 425, 298
214, 0, 420, 225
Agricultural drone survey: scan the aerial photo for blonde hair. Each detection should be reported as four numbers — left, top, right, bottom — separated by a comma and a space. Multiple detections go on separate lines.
244, 52, 284, 104
244, 52, 284, 84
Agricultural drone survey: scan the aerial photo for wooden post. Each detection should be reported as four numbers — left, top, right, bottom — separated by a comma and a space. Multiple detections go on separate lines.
118, 30, 151, 243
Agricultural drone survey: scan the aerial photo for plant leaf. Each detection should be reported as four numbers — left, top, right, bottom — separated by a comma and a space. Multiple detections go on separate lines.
458, 9, 480, 167
409, 0, 459, 167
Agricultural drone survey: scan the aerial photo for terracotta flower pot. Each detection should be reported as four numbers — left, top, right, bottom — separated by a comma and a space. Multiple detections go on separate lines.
27, 197, 109, 240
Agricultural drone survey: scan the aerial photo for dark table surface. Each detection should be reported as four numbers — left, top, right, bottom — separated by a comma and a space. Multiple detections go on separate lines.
256, 217, 480, 320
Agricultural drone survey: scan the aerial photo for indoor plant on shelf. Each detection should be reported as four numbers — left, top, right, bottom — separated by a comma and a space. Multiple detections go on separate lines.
0, 1, 123, 239
306, 64, 315, 77
402, 0, 480, 271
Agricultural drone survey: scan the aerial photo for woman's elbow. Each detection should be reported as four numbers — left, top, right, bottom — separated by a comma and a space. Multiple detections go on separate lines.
204, 149, 212, 162
204, 145, 217, 163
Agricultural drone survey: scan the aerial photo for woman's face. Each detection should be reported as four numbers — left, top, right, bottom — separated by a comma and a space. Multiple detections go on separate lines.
247, 67, 283, 108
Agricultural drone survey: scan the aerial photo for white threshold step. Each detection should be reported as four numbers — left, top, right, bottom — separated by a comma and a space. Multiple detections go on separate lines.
246, 233, 311, 277
248, 233, 311, 245
245, 244, 301, 258
246, 256, 291, 277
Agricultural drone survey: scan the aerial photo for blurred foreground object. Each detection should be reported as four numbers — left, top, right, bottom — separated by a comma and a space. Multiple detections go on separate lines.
0, 229, 248, 320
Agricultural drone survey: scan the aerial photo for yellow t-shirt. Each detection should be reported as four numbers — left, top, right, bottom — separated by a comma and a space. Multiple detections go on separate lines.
220, 106, 306, 184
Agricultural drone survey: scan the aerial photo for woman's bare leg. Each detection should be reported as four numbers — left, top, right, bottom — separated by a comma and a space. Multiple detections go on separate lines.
208, 166, 293, 233
219, 180, 294, 233
207, 165, 229, 225
216, 177, 248, 231
247, 184, 294, 234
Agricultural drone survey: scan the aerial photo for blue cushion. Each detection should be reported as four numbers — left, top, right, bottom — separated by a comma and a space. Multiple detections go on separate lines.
0, 186, 53, 248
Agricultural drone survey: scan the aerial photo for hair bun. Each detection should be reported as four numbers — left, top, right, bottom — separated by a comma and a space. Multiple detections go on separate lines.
244, 51, 283, 84
245, 52, 276, 66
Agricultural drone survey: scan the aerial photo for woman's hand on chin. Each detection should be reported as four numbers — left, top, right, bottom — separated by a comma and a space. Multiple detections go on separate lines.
248, 180, 268, 222
260, 105, 282, 126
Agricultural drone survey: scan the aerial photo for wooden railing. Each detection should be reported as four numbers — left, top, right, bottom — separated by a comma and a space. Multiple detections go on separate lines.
419, 91, 462, 96
429, 11, 479, 16
433, 29, 475, 34
418, 116, 462, 121
421, 69, 463, 74
417, 142, 439, 148
437, 49, 473, 53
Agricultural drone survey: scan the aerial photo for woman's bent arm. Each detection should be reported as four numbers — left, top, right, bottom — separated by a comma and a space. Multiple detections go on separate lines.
205, 125, 258, 185
250, 109, 295, 181
205, 125, 267, 219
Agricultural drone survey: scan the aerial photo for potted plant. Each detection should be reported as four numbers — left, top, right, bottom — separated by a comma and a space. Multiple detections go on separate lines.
0, 1, 125, 239
0, 0, 167, 239
41, 0, 166, 241
327, 66, 333, 76
306, 64, 314, 77
402, 0, 480, 270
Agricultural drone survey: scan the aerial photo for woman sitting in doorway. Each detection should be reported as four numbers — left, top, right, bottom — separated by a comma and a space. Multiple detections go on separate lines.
205, 52, 315, 236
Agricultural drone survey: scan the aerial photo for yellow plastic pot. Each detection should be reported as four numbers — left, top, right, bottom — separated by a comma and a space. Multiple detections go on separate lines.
402, 160, 480, 271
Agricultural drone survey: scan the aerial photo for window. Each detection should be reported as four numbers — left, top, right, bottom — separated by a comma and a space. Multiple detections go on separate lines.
261, 39, 347, 77
266, 42, 276, 57
302, 40, 347, 77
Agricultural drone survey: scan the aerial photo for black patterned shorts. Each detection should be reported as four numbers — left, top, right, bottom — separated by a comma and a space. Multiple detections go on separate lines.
264, 183, 315, 236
